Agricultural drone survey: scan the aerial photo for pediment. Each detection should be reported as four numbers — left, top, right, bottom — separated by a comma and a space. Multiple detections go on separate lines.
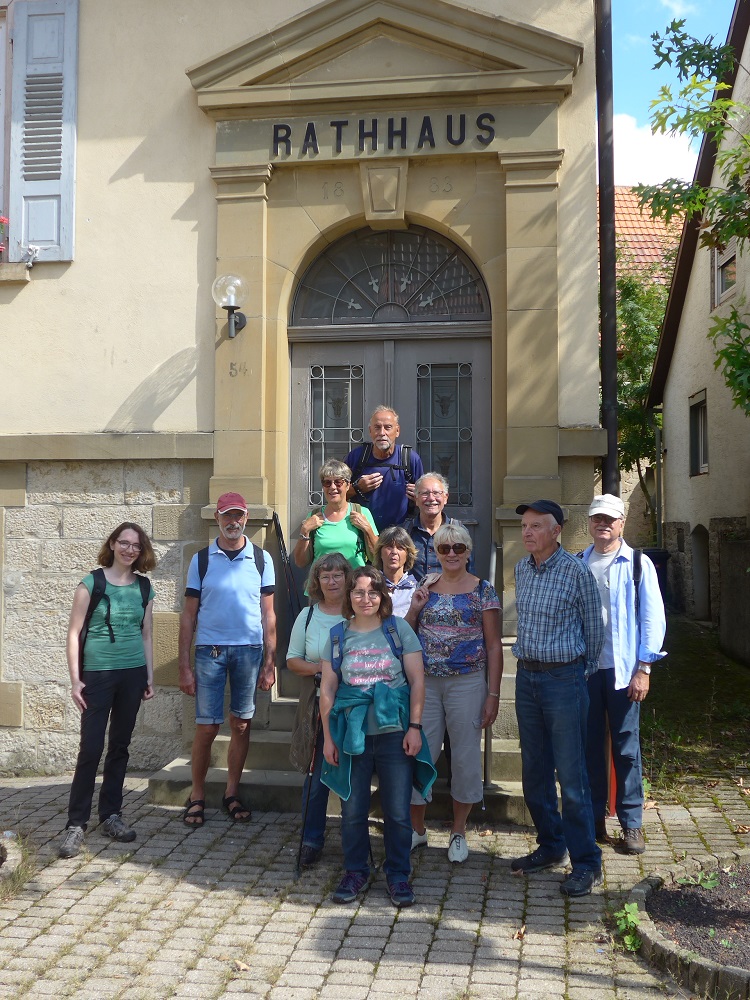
188, 0, 583, 116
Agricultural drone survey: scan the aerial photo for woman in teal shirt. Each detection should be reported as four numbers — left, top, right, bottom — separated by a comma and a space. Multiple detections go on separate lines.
58, 522, 156, 859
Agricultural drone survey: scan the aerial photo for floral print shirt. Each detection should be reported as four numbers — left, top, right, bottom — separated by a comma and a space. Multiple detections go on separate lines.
417, 580, 500, 677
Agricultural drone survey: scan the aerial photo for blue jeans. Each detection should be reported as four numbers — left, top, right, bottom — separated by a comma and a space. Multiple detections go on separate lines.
340, 730, 413, 882
586, 667, 643, 829
301, 727, 329, 850
515, 660, 601, 871
194, 644, 263, 724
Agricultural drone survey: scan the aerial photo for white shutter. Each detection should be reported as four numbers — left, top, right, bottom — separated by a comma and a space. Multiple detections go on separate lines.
8, 0, 78, 262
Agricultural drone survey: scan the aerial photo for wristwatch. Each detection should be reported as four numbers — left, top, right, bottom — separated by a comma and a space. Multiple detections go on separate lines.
409, 722, 423, 731
637, 663, 651, 675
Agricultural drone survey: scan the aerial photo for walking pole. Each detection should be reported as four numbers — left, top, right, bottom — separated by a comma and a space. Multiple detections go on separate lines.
296, 674, 322, 877
273, 511, 302, 622
483, 542, 500, 791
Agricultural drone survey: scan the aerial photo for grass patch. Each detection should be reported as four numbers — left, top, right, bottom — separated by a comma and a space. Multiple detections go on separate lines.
0, 832, 39, 901
641, 615, 750, 795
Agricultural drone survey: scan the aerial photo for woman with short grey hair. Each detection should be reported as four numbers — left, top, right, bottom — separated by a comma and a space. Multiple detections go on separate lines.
293, 460, 378, 570
406, 522, 502, 864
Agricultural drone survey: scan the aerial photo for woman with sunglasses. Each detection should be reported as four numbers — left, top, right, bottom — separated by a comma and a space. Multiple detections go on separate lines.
373, 525, 419, 617
58, 523, 157, 859
293, 459, 378, 570
406, 522, 502, 864
319, 567, 435, 908
287, 553, 350, 866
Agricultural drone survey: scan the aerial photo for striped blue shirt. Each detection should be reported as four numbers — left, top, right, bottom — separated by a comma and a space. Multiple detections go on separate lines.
512, 545, 604, 673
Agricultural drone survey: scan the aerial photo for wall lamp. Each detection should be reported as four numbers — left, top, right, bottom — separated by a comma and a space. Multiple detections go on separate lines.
212, 274, 249, 339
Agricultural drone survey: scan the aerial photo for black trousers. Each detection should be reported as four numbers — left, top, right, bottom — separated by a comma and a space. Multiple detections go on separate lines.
66, 665, 147, 829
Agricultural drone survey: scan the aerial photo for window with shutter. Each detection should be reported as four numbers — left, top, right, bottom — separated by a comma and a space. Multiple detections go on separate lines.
7, 0, 78, 263
711, 237, 737, 309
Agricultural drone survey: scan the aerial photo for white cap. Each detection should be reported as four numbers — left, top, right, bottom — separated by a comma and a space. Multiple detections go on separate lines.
588, 494, 625, 519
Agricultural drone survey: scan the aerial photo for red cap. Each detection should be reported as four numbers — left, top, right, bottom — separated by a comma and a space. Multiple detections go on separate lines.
216, 492, 248, 515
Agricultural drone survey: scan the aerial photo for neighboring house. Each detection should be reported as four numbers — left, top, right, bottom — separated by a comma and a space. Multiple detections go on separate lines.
611, 187, 681, 548
0, 0, 605, 773
647, 2, 750, 647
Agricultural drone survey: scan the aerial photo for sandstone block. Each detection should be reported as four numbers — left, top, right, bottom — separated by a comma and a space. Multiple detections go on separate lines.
153, 613, 180, 687
2, 642, 68, 685
0, 728, 36, 772
62, 506, 152, 539
37, 730, 80, 773
139, 689, 182, 735
4, 506, 62, 538
24, 683, 67, 731
128, 734, 183, 771
4, 576, 78, 614
3, 539, 41, 572
28, 461, 125, 504
124, 460, 181, 504
152, 505, 205, 541
4, 610, 69, 648
40, 540, 101, 574
182, 460, 211, 506
0, 681, 24, 727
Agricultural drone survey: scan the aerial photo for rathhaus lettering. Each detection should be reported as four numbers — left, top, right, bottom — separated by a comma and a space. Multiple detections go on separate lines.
272, 112, 496, 158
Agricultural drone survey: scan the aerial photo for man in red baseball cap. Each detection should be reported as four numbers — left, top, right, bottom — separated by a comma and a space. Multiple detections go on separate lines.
178, 492, 276, 828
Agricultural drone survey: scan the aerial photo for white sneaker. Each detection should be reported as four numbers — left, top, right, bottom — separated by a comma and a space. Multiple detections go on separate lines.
411, 829, 428, 852
448, 833, 469, 863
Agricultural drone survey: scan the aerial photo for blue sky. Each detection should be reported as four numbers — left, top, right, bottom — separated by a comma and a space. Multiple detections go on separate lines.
611, 0, 736, 183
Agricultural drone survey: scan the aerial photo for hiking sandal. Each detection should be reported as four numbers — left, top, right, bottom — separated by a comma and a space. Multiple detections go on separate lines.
183, 798, 205, 828
222, 795, 252, 823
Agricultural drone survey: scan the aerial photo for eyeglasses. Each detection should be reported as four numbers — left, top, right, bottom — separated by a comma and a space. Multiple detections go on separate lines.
351, 590, 381, 601
116, 540, 142, 552
418, 490, 446, 498
321, 478, 348, 489
436, 543, 468, 555
319, 572, 345, 583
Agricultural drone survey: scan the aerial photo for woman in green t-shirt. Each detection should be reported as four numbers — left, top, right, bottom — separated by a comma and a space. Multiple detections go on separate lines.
58, 523, 157, 860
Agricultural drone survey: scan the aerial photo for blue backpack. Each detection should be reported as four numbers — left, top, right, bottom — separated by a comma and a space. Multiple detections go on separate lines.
329, 615, 405, 679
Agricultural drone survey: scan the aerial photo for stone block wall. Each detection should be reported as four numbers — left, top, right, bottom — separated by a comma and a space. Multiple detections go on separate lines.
0, 458, 212, 774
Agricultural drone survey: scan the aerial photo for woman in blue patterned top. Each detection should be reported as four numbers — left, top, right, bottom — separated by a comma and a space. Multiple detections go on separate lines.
406, 522, 502, 863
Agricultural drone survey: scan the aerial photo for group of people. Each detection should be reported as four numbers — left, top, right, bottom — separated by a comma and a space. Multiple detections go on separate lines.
57, 404, 666, 910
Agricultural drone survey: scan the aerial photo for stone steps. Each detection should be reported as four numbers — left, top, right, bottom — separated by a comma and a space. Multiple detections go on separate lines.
148, 758, 530, 825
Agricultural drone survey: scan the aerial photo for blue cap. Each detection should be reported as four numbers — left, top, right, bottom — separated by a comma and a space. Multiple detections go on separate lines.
516, 500, 565, 526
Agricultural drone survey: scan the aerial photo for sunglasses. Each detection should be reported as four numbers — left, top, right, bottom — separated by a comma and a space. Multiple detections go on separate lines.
436, 543, 468, 555
321, 478, 348, 489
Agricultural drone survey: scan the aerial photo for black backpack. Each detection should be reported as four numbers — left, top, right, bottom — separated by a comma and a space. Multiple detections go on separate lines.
78, 568, 151, 675
196, 542, 265, 606
351, 443, 414, 485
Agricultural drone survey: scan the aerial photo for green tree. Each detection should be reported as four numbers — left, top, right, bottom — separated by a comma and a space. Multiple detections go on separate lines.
614, 252, 670, 538
636, 19, 750, 417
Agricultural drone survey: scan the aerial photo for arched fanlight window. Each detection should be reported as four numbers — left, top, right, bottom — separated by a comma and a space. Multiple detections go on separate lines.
291, 226, 490, 326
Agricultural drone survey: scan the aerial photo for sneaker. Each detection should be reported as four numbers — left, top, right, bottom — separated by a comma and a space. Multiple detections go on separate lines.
595, 818, 609, 844
331, 871, 369, 904
447, 833, 469, 864
387, 880, 415, 907
299, 844, 323, 867
411, 828, 428, 852
560, 868, 603, 897
510, 847, 569, 873
100, 814, 136, 843
619, 827, 646, 855
58, 826, 85, 859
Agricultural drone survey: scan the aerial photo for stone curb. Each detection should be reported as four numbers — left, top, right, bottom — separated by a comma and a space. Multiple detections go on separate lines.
630, 848, 750, 1000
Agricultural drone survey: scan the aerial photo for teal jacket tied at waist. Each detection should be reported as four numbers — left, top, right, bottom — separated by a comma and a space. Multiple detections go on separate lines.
321, 681, 437, 802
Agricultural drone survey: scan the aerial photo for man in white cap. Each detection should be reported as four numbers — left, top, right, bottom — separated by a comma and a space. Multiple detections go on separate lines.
179, 492, 276, 828
581, 494, 666, 854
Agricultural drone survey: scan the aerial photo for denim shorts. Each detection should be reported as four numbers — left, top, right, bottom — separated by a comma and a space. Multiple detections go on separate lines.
194, 644, 263, 724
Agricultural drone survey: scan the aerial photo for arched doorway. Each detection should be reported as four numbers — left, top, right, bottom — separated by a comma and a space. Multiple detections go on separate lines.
288, 223, 493, 570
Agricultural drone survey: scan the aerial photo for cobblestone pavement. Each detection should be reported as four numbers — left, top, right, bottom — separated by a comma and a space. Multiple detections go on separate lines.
1, 774, 749, 999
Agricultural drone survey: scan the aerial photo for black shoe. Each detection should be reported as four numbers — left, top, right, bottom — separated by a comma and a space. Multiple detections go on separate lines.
331, 871, 369, 904
560, 868, 603, 897
595, 819, 609, 844
100, 814, 136, 843
299, 845, 323, 867
510, 847, 569, 873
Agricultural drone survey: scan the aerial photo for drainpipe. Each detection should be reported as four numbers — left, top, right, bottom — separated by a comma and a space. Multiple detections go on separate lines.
653, 411, 663, 547
596, 0, 619, 496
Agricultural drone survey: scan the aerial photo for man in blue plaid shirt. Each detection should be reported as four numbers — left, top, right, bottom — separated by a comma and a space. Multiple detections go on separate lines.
510, 500, 605, 897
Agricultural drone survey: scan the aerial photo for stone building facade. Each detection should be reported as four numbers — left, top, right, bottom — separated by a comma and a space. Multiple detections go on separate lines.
0, 0, 605, 772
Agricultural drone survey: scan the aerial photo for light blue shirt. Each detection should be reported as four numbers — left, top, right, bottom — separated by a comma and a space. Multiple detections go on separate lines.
582, 540, 666, 690
186, 538, 275, 646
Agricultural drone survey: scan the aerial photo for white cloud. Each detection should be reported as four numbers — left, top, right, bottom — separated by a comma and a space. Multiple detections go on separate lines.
660, 0, 698, 16
613, 113, 698, 185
